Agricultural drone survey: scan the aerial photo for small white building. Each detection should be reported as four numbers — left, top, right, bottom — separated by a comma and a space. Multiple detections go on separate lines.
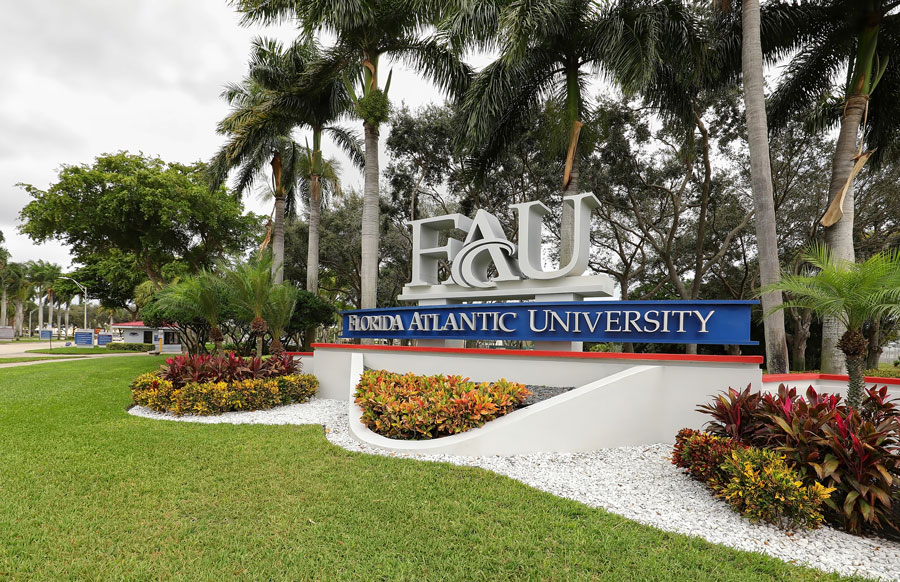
111, 321, 181, 353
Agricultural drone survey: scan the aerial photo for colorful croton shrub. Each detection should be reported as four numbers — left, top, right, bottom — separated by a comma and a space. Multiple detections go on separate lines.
672, 429, 831, 530
354, 370, 531, 440
719, 447, 833, 529
131, 353, 318, 416
693, 383, 900, 535
671, 428, 746, 488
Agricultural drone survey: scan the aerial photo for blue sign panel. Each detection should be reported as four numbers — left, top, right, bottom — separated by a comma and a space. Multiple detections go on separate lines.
74, 331, 94, 347
342, 301, 758, 345
39, 330, 52, 340
97, 333, 112, 346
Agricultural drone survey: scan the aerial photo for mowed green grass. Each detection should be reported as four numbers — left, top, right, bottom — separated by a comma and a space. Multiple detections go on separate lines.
0, 356, 87, 364
26, 346, 121, 354
0, 358, 867, 582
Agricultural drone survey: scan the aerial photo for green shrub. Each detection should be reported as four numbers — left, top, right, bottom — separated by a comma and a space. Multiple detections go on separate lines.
107, 343, 154, 352
354, 370, 531, 440
718, 447, 833, 530
671, 428, 745, 488
131, 372, 318, 416
866, 367, 900, 379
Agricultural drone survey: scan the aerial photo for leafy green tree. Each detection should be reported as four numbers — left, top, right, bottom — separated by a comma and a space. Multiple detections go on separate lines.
234, 0, 470, 310
763, 245, 900, 408
18, 152, 261, 288
68, 251, 147, 317
287, 289, 338, 350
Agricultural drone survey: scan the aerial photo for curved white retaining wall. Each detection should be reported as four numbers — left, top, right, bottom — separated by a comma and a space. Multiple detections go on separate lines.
313, 344, 763, 455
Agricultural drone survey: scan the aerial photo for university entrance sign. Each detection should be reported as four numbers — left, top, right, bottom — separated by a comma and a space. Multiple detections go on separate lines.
342, 301, 756, 345
341, 193, 757, 347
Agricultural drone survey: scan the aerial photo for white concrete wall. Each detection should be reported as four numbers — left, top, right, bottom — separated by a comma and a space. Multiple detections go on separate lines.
292, 354, 315, 376
314, 345, 762, 454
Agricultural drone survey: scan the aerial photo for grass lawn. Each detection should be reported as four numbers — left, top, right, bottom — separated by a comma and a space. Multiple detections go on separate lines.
26, 346, 124, 355
0, 356, 87, 364
0, 358, 868, 581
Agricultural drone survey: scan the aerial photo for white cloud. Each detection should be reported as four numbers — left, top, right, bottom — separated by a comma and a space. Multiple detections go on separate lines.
2, 0, 453, 269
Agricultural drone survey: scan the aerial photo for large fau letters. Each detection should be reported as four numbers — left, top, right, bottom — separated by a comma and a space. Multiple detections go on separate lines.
400, 194, 613, 302
511, 193, 600, 280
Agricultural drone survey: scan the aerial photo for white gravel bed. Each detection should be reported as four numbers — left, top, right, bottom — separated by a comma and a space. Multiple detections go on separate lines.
130, 399, 900, 581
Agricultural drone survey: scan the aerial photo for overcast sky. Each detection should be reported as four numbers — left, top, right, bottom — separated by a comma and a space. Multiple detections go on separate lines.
0, 1, 447, 270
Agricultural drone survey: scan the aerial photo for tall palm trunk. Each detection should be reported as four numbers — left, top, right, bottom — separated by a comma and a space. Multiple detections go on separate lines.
307, 177, 322, 293
47, 292, 54, 336
821, 95, 867, 373
1, 287, 6, 326
65, 304, 70, 339
37, 289, 43, 334
821, 14, 880, 374
270, 152, 286, 285
743, 0, 789, 373
15, 300, 23, 336
361, 120, 380, 310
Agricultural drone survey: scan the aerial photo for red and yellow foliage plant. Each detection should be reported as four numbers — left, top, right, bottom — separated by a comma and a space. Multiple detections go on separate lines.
131, 353, 317, 416
354, 370, 531, 440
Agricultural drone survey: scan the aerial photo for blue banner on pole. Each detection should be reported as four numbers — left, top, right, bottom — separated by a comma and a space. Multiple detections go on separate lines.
341, 301, 758, 345
39, 330, 52, 341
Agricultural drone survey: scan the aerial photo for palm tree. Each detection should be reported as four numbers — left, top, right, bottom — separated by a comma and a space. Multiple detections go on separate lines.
242, 37, 363, 294
209, 57, 304, 285
262, 282, 299, 355
42, 264, 62, 337
763, 244, 900, 408
26, 260, 60, 335
764, 0, 900, 372
455, 0, 695, 265
4, 263, 30, 337
233, 0, 470, 310
52, 279, 78, 339
224, 253, 279, 357
731, 0, 790, 374
155, 271, 229, 355
291, 152, 345, 294
0, 251, 10, 328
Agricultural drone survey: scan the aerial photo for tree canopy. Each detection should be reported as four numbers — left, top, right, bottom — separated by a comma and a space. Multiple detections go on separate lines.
18, 152, 263, 286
